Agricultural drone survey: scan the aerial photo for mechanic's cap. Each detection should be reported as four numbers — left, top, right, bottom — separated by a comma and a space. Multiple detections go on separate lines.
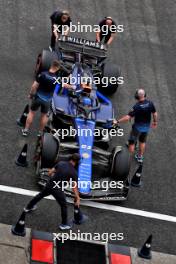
70, 153, 81, 162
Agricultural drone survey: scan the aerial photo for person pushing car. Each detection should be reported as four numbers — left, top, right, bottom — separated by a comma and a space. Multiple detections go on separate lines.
22, 60, 61, 137
114, 89, 158, 163
96, 17, 117, 46
50, 9, 71, 50
23, 153, 81, 230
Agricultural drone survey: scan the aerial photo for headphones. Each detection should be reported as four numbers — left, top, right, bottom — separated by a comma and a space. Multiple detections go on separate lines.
134, 89, 146, 100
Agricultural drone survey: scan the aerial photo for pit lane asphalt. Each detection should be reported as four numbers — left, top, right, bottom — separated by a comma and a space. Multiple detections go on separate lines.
0, 0, 176, 255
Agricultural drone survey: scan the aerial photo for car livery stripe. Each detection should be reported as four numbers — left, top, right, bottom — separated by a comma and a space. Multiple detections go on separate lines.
75, 117, 95, 194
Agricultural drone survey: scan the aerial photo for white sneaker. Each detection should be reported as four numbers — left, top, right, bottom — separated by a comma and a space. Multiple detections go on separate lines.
24, 205, 37, 213
22, 128, 29, 137
37, 131, 43, 137
59, 223, 72, 230
135, 154, 144, 163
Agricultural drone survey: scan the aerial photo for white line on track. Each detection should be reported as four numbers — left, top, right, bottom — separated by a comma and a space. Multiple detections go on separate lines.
0, 184, 176, 223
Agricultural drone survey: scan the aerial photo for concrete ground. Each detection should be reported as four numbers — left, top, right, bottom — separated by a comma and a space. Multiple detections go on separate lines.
0, 0, 176, 259
0, 223, 176, 264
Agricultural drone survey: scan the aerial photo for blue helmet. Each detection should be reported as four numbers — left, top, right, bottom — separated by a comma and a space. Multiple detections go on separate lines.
82, 97, 92, 107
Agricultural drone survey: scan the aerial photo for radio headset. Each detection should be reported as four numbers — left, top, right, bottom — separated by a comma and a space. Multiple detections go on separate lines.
134, 89, 146, 100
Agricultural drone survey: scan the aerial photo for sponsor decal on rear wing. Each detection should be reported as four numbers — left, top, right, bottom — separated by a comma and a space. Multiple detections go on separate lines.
58, 35, 106, 50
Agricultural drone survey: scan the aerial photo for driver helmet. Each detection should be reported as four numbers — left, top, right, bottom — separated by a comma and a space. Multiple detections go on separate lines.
82, 97, 92, 107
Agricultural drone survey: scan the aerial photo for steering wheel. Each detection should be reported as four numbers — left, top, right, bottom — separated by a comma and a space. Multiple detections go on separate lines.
77, 103, 100, 119
67, 88, 82, 98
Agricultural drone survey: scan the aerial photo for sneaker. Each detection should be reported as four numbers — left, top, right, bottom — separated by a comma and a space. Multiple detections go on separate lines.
135, 154, 144, 163
59, 223, 73, 230
24, 205, 37, 213
37, 131, 43, 137
22, 128, 29, 137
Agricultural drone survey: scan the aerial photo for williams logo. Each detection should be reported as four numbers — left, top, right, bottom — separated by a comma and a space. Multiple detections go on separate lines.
59, 35, 105, 50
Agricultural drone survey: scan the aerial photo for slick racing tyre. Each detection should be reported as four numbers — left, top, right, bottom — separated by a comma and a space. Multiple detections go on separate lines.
101, 62, 121, 94
111, 146, 130, 181
35, 50, 58, 75
41, 133, 59, 168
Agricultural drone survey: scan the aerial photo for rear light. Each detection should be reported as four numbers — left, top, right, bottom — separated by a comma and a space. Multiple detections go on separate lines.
30, 231, 54, 264
111, 253, 132, 264
31, 239, 54, 263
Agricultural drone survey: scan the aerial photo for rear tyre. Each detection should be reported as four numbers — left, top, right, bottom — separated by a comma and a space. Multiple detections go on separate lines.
111, 146, 131, 181
41, 133, 59, 168
35, 50, 58, 75
101, 62, 121, 94
40, 50, 58, 71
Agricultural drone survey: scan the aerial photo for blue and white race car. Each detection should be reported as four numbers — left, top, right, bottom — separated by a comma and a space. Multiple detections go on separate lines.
35, 35, 121, 94
34, 56, 130, 201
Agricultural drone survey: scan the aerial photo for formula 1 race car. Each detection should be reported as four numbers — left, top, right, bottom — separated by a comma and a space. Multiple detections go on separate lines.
35, 35, 121, 94
34, 59, 130, 201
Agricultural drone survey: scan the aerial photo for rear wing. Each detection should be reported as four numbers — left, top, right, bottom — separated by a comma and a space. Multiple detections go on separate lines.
56, 35, 107, 61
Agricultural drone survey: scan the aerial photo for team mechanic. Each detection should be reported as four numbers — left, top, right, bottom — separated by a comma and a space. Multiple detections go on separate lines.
22, 60, 60, 137
24, 153, 81, 230
114, 89, 158, 163
96, 17, 117, 46
50, 9, 71, 50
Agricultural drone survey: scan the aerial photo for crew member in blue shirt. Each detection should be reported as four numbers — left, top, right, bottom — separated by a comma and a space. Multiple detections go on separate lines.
114, 89, 158, 162
22, 60, 60, 137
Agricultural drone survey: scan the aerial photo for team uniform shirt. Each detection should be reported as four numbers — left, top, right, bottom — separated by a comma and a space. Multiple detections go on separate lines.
99, 19, 117, 39
128, 99, 156, 132
36, 71, 58, 102
47, 161, 78, 190
50, 11, 71, 34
